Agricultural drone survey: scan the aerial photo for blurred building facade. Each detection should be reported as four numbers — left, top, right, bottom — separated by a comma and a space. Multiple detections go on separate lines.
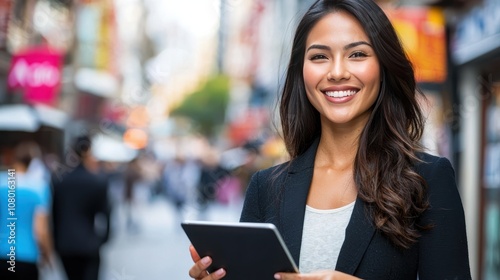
0, 0, 156, 166
447, 0, 500, 279
0, 0, 72, 166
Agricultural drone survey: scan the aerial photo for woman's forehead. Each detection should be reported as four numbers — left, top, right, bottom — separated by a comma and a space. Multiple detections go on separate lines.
306, 11, 371, 47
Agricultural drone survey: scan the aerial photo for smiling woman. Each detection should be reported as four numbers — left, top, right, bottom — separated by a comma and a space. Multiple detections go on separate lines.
187, 1, 472, 279
303, 11, 381, 131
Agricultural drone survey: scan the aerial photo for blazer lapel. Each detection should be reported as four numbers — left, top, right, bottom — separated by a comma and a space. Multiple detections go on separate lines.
280, 139, 318, 266
281, 166, 313, 266
335, 197, 376, 274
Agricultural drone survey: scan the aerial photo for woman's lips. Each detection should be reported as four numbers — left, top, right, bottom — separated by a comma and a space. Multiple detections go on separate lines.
322, 89, 359, 103
324, 90, 358, 98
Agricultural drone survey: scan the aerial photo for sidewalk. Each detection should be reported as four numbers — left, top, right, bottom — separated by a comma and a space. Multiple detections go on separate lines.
99, 196, 243, 280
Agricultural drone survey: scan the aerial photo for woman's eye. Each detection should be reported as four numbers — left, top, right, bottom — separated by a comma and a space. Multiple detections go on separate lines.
349, 52, 367, 58
310, 54, 327, 60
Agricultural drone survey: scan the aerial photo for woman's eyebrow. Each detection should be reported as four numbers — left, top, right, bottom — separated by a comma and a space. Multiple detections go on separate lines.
343, 41, 372, 50
306, 44, 330, 52
306, 41, 372, 52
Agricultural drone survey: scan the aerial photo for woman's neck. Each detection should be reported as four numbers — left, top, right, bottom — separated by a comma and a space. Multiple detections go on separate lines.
316, 124, 362, 170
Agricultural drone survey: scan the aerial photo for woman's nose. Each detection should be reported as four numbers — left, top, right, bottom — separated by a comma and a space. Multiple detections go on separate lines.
327, 60, 350, 81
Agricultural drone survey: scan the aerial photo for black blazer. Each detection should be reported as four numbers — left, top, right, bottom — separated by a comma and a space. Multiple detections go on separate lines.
51, 164, 110, 257
240, 139, 471, 279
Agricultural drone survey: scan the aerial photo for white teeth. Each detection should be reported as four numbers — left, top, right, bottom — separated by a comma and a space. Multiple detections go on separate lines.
325, 90, 357, 98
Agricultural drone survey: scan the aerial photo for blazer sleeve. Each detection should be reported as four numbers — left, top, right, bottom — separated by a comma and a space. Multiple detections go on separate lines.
417, 157, 472, 279
240, 170, 263, 223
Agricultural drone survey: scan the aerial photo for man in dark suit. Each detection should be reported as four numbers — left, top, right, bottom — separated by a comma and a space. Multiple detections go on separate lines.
51, 135, 110, 280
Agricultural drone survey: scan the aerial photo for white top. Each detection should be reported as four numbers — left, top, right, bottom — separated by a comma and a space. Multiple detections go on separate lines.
299, 201, 355, 273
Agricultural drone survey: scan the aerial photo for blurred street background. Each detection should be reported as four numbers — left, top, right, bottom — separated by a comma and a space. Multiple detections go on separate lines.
0, 0, 499, 279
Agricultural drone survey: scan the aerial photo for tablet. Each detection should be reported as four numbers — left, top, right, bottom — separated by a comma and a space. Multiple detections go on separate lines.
181, 220, 299, 280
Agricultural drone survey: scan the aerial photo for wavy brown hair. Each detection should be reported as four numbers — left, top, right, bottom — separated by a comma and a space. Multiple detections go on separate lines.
279, 0, 429, 249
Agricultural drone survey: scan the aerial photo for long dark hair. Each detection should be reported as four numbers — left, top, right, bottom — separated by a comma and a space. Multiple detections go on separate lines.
280, 0, 429, 249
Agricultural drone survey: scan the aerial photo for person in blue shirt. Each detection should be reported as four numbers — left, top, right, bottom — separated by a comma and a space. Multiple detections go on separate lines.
0, 141, 53, 280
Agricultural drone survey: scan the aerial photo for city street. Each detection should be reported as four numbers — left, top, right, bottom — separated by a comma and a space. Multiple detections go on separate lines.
101, 195, 244, 280
42, 189, 244, 280
3, 0, 497, 278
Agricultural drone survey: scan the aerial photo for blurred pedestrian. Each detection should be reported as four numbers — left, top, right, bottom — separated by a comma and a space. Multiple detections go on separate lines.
232, 141, 262, 195
163, 154, 200, 221
197, 150, 228, 214
123, 157, 141, 233
188, 0, 471, 279
51, 135, 110, 280
0, 142, 53, 280
24, 141, 51, 183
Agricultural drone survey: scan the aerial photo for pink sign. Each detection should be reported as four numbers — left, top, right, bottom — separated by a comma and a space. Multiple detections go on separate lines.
8, 46, 63, 105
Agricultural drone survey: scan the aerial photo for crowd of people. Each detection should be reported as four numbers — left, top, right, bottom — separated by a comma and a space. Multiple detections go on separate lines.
0, 134, 268, 280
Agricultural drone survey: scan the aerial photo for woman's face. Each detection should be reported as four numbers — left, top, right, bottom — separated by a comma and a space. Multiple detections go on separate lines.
303, 11, 380, 129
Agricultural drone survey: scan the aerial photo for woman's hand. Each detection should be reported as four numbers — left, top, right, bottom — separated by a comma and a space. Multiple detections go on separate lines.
188, 245, 226, 280
274, 270, 362, 280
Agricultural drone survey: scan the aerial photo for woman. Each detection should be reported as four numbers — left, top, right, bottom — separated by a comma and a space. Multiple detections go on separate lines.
188, 0, 471, 279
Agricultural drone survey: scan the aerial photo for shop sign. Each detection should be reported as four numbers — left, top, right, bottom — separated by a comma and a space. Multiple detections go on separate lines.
7, 46, 63, 105
384, 7, 447, 83
76, 2, 117, 73
452, 0, 500, 64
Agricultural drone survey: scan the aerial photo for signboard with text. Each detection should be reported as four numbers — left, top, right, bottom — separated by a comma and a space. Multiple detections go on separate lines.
7, 46, 63, 106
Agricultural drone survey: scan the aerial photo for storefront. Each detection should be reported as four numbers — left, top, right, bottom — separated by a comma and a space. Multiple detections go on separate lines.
450, 0, 500, 278
481, 69, 500, 280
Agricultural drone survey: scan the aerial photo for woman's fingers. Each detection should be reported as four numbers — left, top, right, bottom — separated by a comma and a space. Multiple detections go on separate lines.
188, 245, 226, 279
275, 271, 359, 280
274, 273, 300, 279
188, 255, 211, 279
189, 245, 201, 262
207, 268, 226, 279
188, 258, 226, 280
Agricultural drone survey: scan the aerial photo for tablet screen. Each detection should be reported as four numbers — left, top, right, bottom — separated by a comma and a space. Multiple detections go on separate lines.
181, 220, 299, 280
